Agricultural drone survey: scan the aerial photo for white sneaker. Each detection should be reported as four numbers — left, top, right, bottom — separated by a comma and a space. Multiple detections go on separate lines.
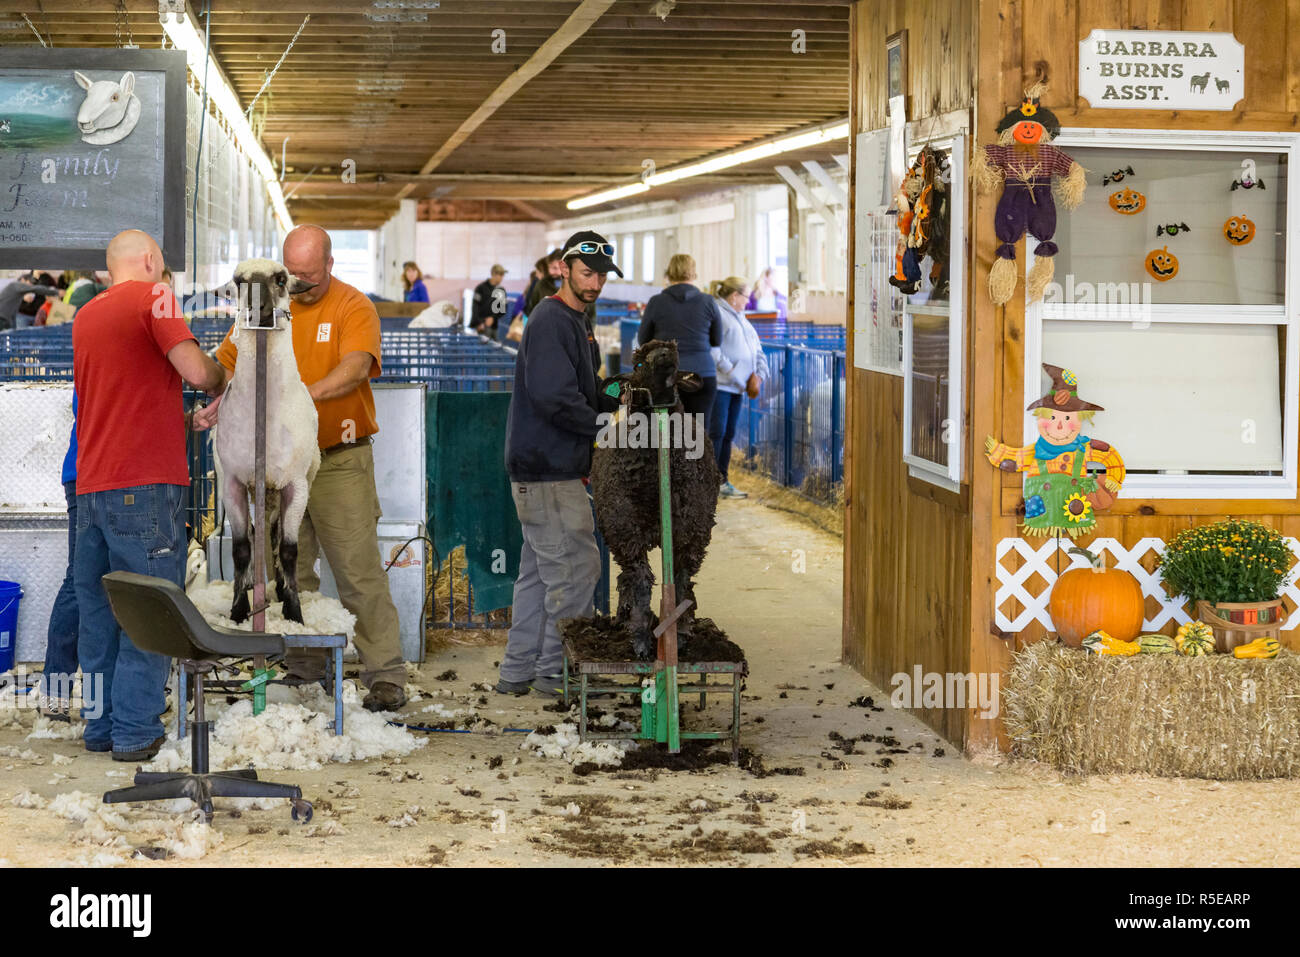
719, 481, 747, 499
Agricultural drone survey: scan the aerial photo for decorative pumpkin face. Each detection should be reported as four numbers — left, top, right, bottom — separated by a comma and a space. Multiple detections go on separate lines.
1108, 188, 1146, 214
1010, 119, 1047, 144
1224, 214, 1255, 245
1145, 246, 1178, 281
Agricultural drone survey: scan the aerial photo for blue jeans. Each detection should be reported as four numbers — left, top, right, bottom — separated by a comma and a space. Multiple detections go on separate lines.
709, 390, 744, 482
41, 480, 79, 702
13, 311, 34, 329
74, 484, 186, 751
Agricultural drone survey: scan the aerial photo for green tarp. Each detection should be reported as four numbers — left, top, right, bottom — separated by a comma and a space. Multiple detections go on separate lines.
425, 391, 521, 614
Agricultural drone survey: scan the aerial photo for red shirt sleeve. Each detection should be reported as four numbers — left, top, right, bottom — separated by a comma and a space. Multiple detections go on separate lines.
143, 283, 196, 356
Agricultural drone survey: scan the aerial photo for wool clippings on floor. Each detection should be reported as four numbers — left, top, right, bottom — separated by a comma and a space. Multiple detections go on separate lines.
521, 722, 634, 768
143, 681, 425, 773
41, 790, 225, 863
186, 580, 358, 656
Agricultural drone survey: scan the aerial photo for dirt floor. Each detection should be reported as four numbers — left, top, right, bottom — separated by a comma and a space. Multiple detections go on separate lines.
3, 474, 1300, 868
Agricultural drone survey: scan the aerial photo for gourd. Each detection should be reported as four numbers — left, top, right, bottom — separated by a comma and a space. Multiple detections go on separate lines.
1138, 634, 1177, 654
1049, 548, 1146, 647
1233, 637, 1280, 659
1083, 629, 1141, 656
1175, 621, 1215, 657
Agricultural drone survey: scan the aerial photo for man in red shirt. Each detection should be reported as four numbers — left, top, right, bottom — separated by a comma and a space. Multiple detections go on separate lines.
73, 230, 227, 761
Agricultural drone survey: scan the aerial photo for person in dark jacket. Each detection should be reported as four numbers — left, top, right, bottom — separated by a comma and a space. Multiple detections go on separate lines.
470, 263, 508, 333
637, 253, 722, 421
524, 249, 563, 314
498, 230, 622, 697
1, 273, 60, 329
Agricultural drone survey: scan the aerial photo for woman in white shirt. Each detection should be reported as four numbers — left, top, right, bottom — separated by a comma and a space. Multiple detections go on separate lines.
709, 276, 769, 499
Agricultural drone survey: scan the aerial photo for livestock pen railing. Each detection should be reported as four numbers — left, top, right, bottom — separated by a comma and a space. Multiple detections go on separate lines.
617, 318, 846, 504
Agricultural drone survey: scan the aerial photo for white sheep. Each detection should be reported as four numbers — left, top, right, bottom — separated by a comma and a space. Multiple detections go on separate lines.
73, 71, 141, 146
214, 259, 321, 624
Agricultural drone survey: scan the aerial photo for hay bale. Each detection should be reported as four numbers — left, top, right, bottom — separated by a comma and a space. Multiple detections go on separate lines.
1003, 641, 1300, 779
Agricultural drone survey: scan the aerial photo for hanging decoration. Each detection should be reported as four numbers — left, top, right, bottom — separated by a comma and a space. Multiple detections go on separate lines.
1230, 158, 1265, 190
1107, 187, 1146, 214
1102, 165, 1135, 186
1145, 246, 1179, 281
1155, 222, 1190, 237
1224, 214, 1255, 245
984, 364, 1125, 539
888, 145, 951, 297
973, 82, 1087, 305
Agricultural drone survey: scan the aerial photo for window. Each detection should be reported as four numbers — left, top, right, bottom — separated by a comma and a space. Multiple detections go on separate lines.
903, 134, 966, 491
621, 234, 634, 283
641, 233, 656, 283
1026, 129, 1298, 499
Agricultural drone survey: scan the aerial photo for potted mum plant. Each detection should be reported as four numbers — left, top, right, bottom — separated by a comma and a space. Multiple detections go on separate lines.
1157, 519, 1294, 653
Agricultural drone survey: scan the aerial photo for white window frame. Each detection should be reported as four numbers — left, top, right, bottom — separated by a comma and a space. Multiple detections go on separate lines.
1024, 128, 1299, 500
620, 233, 634, 285
902, 132, 967, 492
641, 233, 656, 284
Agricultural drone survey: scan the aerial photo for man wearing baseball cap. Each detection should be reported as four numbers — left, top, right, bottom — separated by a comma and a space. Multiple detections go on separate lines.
497, 231, 622, 696
470, 263, 508, 334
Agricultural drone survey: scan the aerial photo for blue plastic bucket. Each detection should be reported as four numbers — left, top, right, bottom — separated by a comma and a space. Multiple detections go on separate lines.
0, 581, 22, 674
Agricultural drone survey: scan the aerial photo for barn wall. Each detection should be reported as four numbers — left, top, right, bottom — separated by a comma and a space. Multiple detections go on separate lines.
845, 0, 978, 747
967, 0, 1300, 750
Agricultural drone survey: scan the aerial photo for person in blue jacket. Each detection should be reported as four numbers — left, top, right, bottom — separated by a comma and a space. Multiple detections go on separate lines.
638, 253, 722, 421
40, 392, 79, 721
402, 262, 430, 303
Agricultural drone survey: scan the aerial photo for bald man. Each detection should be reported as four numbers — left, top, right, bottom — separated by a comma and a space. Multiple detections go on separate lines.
200, 225, 407, 711
73, 230, 226, 760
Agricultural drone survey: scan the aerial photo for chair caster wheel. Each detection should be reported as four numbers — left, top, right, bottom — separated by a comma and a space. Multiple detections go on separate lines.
291, 799, 313, 823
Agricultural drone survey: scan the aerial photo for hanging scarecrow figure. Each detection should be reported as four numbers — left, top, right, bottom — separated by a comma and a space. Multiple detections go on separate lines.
889, 147, 952, 297
974, 83, 1087, 305
984, 364, 1125, 538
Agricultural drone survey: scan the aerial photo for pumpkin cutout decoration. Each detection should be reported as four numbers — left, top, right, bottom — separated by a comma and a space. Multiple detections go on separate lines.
1145, 245, 1178, 281
1108, 188, 1146, 215
1049, 548, 1146, 648
1224, 214, 1255, 246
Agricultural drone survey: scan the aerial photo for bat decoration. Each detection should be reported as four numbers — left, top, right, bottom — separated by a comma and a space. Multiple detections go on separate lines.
1231, 158, 1265, 191
1102, 166, 1135, 186
1156, 222, 1191, 237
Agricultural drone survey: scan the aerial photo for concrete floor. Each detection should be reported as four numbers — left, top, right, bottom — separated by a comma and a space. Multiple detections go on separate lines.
2, 483, 1299, 867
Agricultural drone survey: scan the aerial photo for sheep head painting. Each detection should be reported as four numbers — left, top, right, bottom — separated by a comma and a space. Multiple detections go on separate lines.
214, 259, 321, 624
590, 339, 719, 659
73, 70, 141, 145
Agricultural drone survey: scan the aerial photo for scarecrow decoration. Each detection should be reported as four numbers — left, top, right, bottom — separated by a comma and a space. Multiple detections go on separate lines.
889, 146, 952, 298
974, 83, 1087, 305
984, 364, 1126, 539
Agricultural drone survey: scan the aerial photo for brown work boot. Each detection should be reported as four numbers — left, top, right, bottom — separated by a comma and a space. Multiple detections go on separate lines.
362, 681, 407, 713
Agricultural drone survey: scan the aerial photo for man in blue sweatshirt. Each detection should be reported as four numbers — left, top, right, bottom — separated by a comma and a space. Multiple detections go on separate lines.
497, 230, 622, 696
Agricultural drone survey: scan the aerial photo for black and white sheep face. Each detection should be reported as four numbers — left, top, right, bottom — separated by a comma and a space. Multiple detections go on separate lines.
224, 258, 316, 329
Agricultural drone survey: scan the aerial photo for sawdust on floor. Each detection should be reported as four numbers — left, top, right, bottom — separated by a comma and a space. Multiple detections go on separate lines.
2, 493, 1299, 867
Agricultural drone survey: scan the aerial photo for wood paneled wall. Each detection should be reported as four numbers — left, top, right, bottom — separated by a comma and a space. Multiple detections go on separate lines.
845, 0, 977, 746
969, 0, 1300, 749
850, 0, 1300, 750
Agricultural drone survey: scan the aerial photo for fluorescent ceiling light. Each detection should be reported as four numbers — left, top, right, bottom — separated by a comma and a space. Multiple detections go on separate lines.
566, 120, 850, 211
161, 8, 293, 234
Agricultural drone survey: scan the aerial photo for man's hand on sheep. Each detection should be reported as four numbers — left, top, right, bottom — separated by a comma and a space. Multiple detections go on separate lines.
191, 392, 222, 431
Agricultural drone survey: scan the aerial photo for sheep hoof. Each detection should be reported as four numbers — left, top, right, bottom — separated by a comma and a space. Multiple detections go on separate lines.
281, 593, 304, 625
230, 594, 250, 624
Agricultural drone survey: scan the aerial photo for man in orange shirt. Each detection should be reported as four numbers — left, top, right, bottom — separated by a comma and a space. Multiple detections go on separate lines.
196, 225, 406, 711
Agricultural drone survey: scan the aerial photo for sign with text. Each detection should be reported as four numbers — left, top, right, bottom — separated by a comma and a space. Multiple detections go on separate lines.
0, 48, 185, 268
1078, 30, 1244, 110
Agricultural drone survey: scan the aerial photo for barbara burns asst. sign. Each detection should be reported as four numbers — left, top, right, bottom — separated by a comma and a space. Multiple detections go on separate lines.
1079, 30, 1244, 110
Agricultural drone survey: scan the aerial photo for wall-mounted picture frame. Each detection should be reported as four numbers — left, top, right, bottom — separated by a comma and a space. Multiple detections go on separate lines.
886, 29, 908, 107
0, 47, 187, 269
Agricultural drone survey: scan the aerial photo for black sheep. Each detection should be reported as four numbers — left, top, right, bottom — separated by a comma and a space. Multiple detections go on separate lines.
590, 339, 719, 659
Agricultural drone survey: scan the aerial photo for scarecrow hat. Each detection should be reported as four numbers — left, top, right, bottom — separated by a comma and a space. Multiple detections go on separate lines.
995, 85, 1062, 139
1026, 364, 1104, 412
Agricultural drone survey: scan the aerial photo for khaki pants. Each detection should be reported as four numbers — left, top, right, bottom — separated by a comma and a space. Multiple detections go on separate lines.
284, 442, 406, 688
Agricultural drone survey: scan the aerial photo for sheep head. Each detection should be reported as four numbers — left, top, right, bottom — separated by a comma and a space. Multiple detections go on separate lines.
74, 70, 134, 134
610, 338, 702, 410
222, 258, 316, 329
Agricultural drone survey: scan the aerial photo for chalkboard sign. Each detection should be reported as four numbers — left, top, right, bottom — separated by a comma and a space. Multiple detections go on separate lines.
0, 48, 185, 269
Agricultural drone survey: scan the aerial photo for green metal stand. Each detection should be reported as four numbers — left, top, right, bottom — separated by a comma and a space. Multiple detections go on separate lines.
240, 666, 277, 716
655, 407, 681, 753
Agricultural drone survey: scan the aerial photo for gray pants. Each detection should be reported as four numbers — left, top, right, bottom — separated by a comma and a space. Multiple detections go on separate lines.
500, 479, 600, 683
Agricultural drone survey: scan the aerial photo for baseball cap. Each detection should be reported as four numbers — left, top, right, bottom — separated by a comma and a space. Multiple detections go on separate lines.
561, 230, 623, 278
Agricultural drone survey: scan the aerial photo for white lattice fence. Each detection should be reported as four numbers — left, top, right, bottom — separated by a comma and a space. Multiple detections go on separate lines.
995, 536, 1300, 634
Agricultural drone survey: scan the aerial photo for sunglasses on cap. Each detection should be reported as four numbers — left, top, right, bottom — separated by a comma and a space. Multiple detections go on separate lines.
562, 241, 615, 258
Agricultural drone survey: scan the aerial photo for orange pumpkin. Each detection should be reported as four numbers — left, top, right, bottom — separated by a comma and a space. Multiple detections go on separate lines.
1224, 214, 1255, 245
1108, 188, 1146, 214
1145, 245, 1178, 281
1049, 556, 1146, 648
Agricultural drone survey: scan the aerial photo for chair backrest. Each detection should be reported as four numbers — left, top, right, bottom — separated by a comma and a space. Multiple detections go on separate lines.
101, 571, 283, 659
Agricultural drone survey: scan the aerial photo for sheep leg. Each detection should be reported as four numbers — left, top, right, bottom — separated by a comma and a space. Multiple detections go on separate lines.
269, 490, 285, 604
275, 477, 309, 625
616, 557, 656, 659
225, 473, 253, 624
